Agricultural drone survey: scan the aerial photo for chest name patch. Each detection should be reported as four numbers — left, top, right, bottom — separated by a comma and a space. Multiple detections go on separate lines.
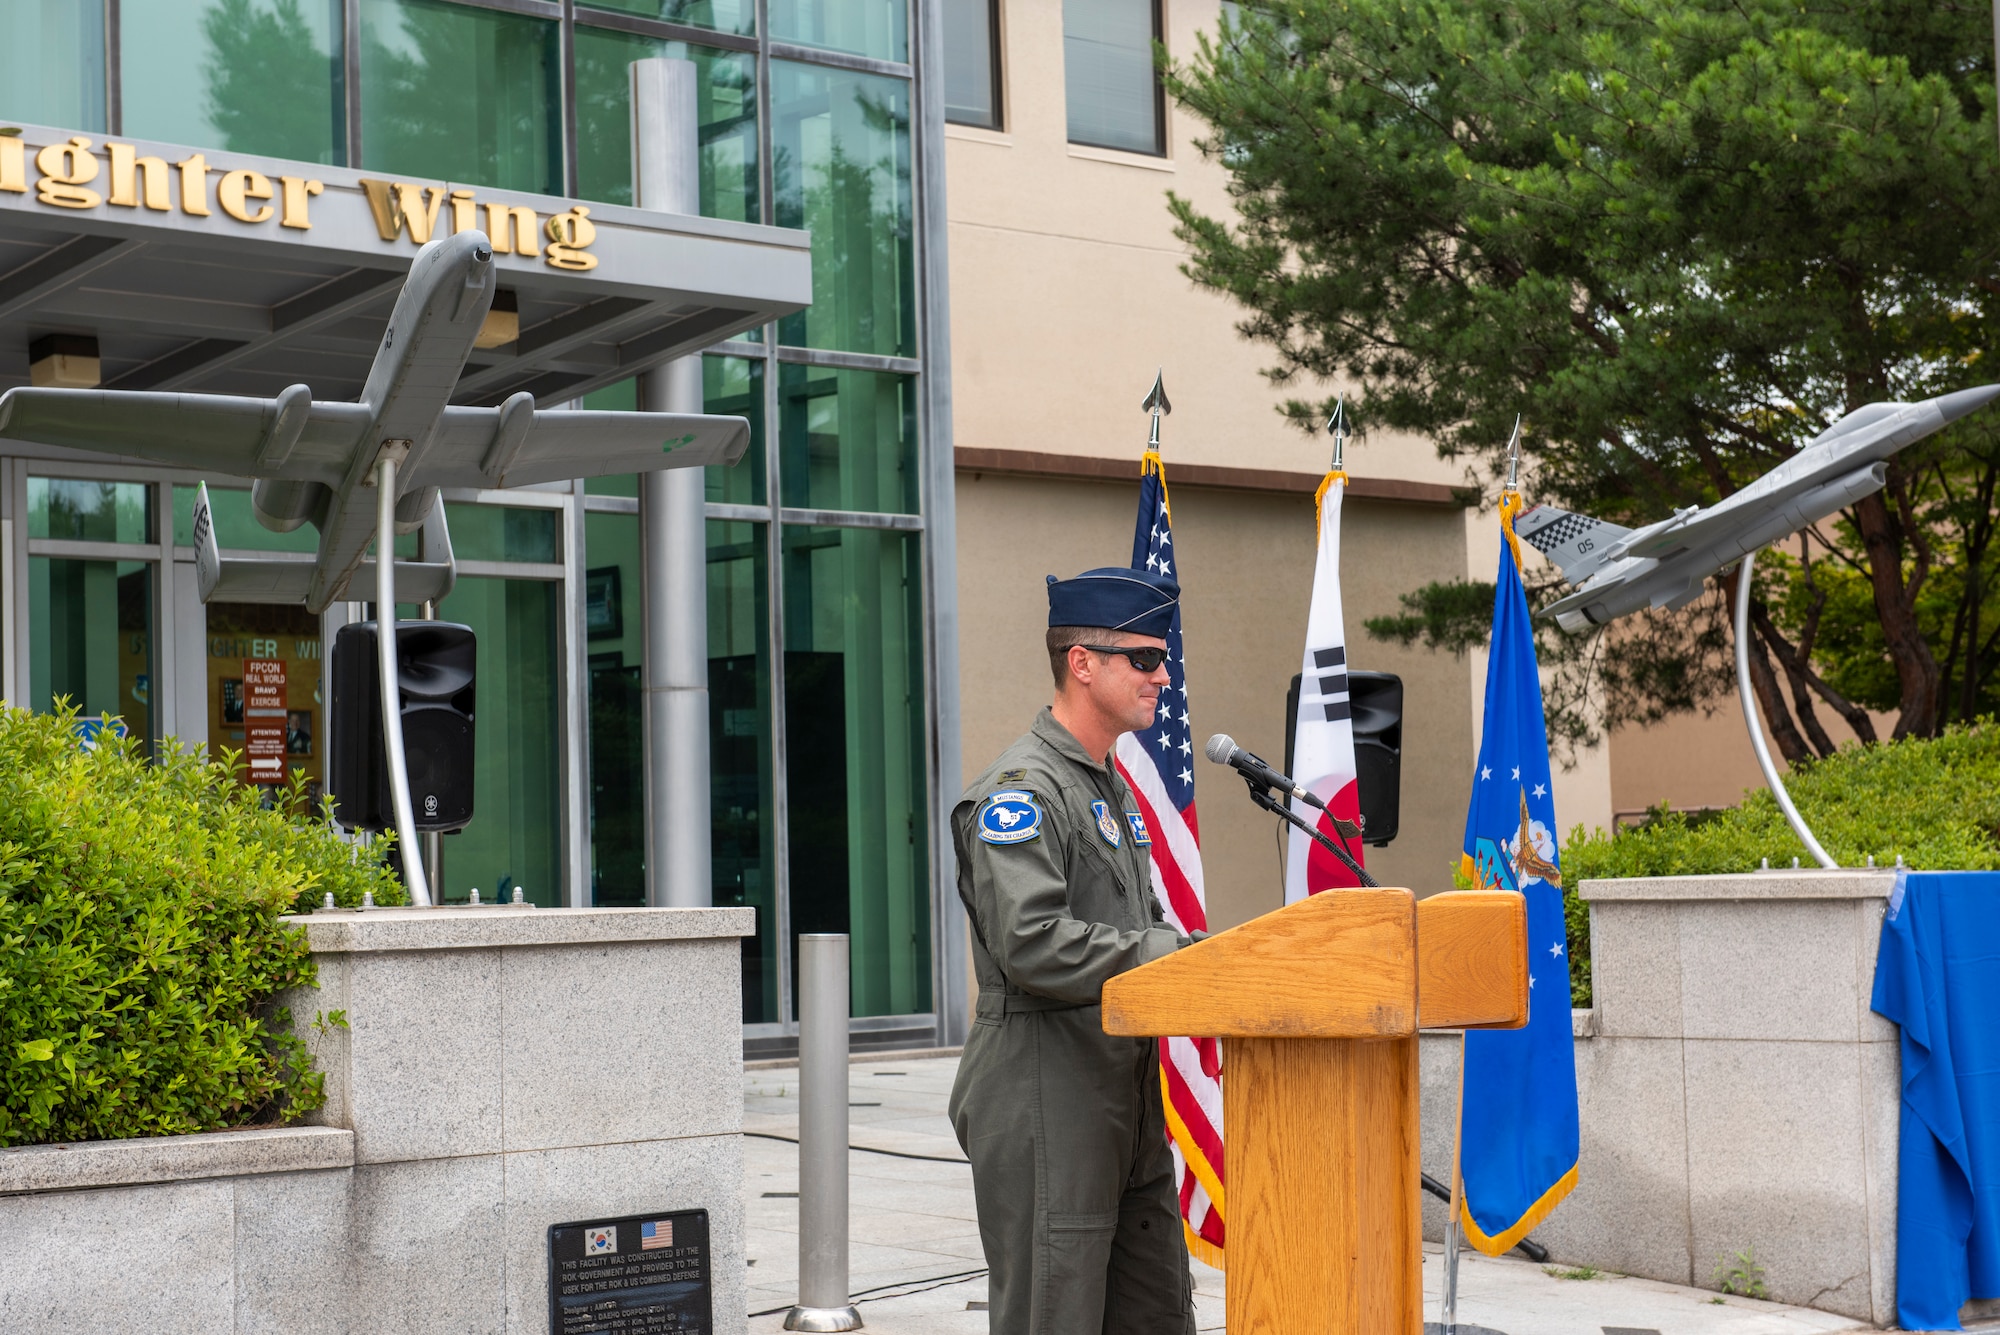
1125, 811, 1152, 846
1091, 800, 1122, 848
978, 791, 1043, 845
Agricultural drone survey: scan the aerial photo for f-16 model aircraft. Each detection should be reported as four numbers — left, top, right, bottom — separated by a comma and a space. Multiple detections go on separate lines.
1516, 385, 2000, 632
0, 230, 749, 612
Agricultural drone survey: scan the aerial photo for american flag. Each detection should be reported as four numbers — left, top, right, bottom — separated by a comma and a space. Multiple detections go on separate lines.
640, 1220, 673, 1251
1113, 451, 1225, 1265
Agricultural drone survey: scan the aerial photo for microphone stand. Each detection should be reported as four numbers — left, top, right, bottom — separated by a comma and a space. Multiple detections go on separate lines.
1242, 778, 1379, 888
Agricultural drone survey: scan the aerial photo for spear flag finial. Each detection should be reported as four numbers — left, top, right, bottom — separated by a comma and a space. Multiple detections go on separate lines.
1142, 369, 1170, 451
1504, 414, 1523, 491
1326, 398, 1349, 472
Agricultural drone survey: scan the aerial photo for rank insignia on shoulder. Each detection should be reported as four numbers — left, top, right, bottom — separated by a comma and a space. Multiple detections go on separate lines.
999, 768, 1027, 783
978, 791, 1043, 845
1125, 811, 1152, 846
1091, 800, 1122, 848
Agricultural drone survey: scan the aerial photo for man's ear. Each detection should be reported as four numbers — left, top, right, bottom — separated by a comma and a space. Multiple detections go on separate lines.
1065, 643, 1094, 690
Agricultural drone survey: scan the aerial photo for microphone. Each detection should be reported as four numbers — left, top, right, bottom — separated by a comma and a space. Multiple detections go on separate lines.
1204, 734, 1325, 810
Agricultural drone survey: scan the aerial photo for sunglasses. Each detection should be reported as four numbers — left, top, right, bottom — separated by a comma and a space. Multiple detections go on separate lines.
1080, 644, 1169, 672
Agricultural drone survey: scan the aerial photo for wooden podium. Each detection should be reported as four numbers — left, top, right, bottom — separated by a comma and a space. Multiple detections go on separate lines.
1103, 889, 1528, 1335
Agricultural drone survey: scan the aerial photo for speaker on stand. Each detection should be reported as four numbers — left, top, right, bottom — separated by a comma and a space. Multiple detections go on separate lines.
1286, 669, 1404, 846
329, 621, 477, 845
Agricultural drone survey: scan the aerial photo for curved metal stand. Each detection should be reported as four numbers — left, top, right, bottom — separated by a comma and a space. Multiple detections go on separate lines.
1734, 548, 1837, 869
376, 453, 433, 904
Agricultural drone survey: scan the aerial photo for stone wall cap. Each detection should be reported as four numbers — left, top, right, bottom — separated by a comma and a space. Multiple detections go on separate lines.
283, 904, 757, 952
1579, 869, 1896, 902
0, 1124, 353, 1195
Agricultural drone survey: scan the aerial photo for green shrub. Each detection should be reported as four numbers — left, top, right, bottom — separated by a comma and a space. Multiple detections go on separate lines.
0, 704, 404, 1146
1555, 720, 2000, 1007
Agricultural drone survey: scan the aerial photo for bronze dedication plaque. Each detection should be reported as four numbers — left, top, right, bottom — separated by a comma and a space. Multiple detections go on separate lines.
547, 1208, 711, 1333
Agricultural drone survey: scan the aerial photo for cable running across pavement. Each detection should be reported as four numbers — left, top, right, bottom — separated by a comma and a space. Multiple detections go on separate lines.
743, 1129, 970, 1165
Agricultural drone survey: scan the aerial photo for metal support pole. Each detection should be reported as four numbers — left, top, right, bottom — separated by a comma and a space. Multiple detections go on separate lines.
376, 451, 431, 905
786, 935, 862, 1332
1733, 549, 1837, 868
632, 57, 713, 909
1441, 1044, 1464, 1335
420, 596, 443, 896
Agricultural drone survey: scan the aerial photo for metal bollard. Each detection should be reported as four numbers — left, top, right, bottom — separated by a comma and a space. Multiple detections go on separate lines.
785, 934, 862, 1332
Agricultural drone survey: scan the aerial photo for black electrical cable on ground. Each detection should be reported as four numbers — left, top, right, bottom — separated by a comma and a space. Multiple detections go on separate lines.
749, 1269, 991, 1318
744, 1129, 970, 1165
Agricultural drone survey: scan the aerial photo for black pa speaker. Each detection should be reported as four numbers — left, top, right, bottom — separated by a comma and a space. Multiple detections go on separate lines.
1286, 669, 1404, 847
330, 621, 476, 832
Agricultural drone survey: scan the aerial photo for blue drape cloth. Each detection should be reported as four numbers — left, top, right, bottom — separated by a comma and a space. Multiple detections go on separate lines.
1871, 870, 2000, 1330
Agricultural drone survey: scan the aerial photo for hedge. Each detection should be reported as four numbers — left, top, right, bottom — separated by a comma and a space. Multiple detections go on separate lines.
0, 705, 404, 1147
1554, 719, 2000, 1007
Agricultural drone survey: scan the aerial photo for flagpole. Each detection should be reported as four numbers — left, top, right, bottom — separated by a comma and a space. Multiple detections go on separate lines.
1443, 420, 1518, 1335
1442, 1035, 1467, 1335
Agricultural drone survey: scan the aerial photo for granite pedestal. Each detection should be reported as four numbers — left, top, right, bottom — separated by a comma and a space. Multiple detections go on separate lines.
0, 905, 753, 1334
1419, 871, 1901, 1325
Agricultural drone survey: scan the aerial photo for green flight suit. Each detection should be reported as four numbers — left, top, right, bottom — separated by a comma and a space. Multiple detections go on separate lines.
948, 707, 1197, 1335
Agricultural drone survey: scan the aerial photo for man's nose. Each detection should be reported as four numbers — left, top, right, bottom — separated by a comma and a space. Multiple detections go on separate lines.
1148, 662, 1170, 685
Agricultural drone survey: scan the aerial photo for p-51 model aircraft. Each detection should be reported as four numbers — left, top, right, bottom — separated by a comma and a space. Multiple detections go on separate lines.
0, 229, 749, 611
1515, 385, 2000, 631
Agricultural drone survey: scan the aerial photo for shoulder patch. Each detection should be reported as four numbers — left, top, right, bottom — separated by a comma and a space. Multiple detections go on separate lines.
999, 768, 1027, 784
977, 791, 1043, 845
1091, 800, 1122, 848
1125, 810, 1152, 846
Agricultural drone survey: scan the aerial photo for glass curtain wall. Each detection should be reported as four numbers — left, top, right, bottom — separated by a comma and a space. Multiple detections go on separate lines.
569, 0, 933, 1030
2, 0, 938, 1035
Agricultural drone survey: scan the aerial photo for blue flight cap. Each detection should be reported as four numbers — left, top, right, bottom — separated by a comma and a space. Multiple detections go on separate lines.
1046, 567, 1179, 637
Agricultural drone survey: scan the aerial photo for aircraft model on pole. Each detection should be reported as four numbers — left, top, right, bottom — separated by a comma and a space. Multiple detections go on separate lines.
0, 230, 749, 611
1509, 382, 2000, 870
0, 230, 755, 904
1513, 384, 2000, 632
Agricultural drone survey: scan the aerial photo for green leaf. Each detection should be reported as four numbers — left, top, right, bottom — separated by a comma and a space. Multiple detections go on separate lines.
17, 1040, 53, 1062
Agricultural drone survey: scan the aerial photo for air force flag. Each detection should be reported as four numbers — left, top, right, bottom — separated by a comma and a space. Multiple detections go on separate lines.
1455, 494, 1581, 1254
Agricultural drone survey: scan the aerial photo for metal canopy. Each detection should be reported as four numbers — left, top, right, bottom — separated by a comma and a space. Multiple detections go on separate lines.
0, 121, 810, 409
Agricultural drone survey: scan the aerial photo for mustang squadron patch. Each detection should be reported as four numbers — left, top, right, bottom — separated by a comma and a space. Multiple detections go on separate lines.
978, 791, 1043, 845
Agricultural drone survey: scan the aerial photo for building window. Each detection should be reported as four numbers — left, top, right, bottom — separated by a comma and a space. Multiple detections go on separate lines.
781, 524, 929, 1019
942, 0, 1002, 129
572, 28, 759, 221
121, 0, 346, 165
25, 479, 155, 754
579, 0, 756, 40
769, 0, 907, 65
1063, 0, 1163, 155
0, 0, 106, 132
772, 61, 915, 358
436, 572, 565, 907
706, 518, 777, 1021
778, 364, 918, 514
358, 0, 564, 195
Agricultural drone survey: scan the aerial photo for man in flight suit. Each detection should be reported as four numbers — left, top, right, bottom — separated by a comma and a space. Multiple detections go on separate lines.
949, 567, 1198, 1335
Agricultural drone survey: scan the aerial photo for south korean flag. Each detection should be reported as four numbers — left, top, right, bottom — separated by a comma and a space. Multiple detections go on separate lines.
1285, 475, 1368, 899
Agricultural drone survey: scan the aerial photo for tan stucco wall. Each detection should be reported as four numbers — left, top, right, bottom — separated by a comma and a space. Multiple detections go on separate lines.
942, 0, 1459, 488
1607, 703, 1889, 820
953, 470, 1480, 934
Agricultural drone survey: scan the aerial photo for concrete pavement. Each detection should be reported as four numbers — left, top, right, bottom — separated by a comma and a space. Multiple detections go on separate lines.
741, 1054, 1870, 1335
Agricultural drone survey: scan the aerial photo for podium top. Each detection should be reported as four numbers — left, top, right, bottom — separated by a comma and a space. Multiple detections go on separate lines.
1101, 889, 1527, 1039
